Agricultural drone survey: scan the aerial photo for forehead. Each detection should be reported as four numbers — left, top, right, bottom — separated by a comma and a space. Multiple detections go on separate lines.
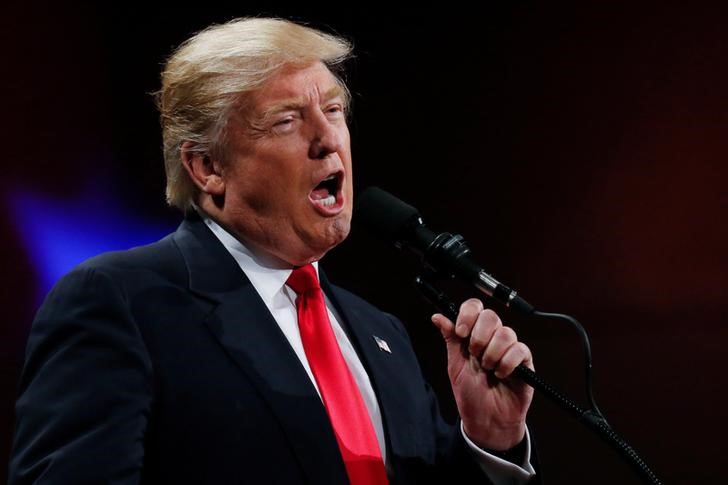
248, 61, 344, 111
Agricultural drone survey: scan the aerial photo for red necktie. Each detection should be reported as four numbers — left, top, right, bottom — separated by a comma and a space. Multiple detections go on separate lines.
287, 264, 389, 485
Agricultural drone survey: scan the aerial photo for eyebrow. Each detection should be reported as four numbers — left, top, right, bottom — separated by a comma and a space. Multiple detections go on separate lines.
255, 85, 347, 126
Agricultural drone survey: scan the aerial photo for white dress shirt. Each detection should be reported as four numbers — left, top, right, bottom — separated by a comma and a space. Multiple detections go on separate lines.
203, 215, 535, 484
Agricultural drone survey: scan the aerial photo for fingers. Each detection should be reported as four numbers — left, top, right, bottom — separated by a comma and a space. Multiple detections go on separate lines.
467, 307, 501, 358
455, 298, 484, 338
480, 325, 515, 370
491, 340, 533, 379
431, 313, 455, 340
436, 298, 532, 379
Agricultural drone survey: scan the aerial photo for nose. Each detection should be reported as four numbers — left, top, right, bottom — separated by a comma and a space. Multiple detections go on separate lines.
308, 111, 345, 160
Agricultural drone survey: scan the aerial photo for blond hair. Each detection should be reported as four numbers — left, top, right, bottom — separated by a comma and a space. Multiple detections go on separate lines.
157, 17, 353, 211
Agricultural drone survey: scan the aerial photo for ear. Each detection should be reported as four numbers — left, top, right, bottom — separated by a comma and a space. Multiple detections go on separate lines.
180, 141, 225, 196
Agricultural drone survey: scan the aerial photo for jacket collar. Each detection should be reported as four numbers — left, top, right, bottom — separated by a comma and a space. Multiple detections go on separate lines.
172, 211, 249, 299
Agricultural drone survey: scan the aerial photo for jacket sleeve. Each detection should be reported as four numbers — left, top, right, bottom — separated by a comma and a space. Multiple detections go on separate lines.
9, 267, 153, 484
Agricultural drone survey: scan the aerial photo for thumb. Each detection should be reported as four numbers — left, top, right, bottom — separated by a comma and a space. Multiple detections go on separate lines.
431, 313, 463, 354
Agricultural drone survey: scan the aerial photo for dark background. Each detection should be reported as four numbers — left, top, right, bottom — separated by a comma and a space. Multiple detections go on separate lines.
3, 2, 727, 483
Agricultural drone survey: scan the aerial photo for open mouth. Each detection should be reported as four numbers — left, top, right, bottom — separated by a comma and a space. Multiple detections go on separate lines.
309, 171, 344, 212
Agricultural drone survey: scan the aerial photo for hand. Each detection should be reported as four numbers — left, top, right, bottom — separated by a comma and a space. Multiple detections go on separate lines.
431, 298, 534, 451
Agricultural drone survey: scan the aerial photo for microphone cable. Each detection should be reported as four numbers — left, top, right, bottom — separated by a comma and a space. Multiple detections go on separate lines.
414, 276, 663, 485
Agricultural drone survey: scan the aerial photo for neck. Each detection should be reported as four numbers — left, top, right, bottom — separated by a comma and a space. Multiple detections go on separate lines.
196, 205, 312, 270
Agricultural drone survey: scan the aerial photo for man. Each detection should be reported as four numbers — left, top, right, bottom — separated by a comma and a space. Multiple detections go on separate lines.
10, 18, 537, 484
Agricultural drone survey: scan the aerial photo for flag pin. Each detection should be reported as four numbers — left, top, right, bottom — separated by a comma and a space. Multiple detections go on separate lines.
373, 336, 391, 353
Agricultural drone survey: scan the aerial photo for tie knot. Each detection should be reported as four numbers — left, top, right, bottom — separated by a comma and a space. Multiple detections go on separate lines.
286, 264, 320, 295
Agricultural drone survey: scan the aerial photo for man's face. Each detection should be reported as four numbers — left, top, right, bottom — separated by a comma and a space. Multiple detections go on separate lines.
218, 61, 353, 266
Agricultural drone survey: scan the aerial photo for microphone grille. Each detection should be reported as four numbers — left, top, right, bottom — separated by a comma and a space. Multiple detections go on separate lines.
354, 187, 421, 240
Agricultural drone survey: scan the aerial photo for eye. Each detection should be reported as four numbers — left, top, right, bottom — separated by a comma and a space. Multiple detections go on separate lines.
325, 103, 345, 119
274, 117, 293, 127
271, 115, 298, 134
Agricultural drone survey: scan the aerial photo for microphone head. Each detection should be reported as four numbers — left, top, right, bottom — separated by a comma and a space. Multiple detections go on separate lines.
354, 187, 422, 242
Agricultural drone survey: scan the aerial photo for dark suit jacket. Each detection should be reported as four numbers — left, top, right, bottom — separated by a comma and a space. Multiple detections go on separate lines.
9, 213, 495, 484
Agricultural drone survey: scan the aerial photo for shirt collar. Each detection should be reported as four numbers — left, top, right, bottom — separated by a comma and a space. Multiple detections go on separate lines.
199, 211, 320, 305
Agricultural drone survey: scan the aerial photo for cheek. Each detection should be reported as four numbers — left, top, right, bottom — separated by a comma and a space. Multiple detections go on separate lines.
243, 191, 271, 213
227, 160, 286, 215
246, 177, 310, 221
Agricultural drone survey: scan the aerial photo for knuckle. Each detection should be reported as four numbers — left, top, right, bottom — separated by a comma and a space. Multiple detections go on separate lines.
506, 343, 532, 367
501, 354, 517, 368
498, 326, 517, 342
479, 308, 502, 328
480, 308, 499, 320
482, 352, 498, 369
519, 343, 533, 362
460, 298, 484, 313
469, 334, 487, 349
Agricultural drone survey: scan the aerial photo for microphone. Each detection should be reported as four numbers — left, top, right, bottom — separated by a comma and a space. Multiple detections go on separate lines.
354, 187, 534, 315
354, 193, 667, 484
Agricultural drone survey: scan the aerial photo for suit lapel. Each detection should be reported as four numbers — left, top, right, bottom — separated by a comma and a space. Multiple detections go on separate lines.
320, 271, 426, 461
172, 215, 349, 484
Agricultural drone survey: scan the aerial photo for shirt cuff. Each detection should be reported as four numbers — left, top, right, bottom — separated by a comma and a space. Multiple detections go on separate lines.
460, 421, 537, 485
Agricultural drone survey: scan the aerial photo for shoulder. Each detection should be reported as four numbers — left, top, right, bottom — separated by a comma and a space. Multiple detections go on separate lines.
75, 232, 185, 285
78, 232, 181, 273
40, 232, 187, 311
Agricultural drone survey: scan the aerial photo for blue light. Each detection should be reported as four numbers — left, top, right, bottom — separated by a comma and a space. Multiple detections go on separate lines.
8, 187, 177, 303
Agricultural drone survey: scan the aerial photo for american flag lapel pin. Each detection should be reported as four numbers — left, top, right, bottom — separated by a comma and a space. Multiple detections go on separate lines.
373, 335, 391, 354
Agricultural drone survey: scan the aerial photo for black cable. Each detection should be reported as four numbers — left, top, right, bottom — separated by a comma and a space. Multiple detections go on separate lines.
414, 275, 663, 484
531, 311, 604, 420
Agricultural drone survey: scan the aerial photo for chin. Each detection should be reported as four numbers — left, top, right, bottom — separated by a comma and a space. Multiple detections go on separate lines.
294, 218, 351, 265
326, 215, 351, 247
